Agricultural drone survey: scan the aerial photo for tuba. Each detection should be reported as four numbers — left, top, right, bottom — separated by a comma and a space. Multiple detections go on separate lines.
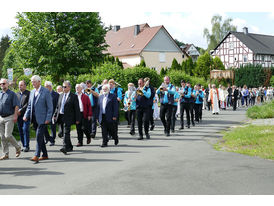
137, 80, 149, 96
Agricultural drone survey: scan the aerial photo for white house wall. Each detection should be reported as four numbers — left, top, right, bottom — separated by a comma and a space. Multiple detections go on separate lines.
212, 33, 274, 68
118, 55, 141, 67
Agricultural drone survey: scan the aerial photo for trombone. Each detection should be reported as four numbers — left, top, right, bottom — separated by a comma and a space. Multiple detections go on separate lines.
137, 80, 149, 96
159, 82, 168, 93
85, 82, 97, 95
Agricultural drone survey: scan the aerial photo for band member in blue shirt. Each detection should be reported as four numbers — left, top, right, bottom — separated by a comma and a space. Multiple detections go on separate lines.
171, 87, 180, 133
156, 76, 176, 136
194, 84, 204, 123
179, 80, 192, 129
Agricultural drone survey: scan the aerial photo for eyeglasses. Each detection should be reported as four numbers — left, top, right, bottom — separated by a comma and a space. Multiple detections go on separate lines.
62, 86, 67, 88
0, 83, 6, 85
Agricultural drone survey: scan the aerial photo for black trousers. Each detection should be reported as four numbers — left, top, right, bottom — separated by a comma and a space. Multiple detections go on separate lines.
76, 112, 91, 144
125, 111, 130, 125
171, 105, 178, 131
101, 114, 118, 145
232, 97, 237, 110
180, 102, 190, 127
207, 101, 211, 111
137, 107, 150, 136
57, 114, 73, 150
194, 103, 202, 121
160, 104, 172, 133
44, 122, 56, 143
91, 106, 97, 135
128, 110, 136, 133
149, 107, 154, 126
189, 102, 195, 124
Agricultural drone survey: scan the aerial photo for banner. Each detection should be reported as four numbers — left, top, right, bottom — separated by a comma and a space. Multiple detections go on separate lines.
7, 68, 13, 81
210, 70, 234, 79
23, 68, 32, 76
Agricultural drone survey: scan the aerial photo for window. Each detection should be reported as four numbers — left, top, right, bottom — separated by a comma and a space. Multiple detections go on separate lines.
229, 42, 234, 50
243, 55, 248, 63
262, 55, 265, 62
159, 52, 165, 62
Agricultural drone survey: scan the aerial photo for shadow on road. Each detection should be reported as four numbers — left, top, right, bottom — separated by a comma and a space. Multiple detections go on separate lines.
0, 167, 64, 176
0, 184, 36, 190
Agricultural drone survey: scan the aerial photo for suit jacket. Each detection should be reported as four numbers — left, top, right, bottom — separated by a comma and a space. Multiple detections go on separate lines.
51, 90, 59, 113
54, 92, 81, 125
80, 93, 92, 119
232, 89, 239, 100
24, 86, 53, 125
16, 90, 30, 117
97, 93, 118, 124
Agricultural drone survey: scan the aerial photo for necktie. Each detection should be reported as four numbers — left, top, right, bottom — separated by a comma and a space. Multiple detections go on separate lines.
61, 93, 67, 114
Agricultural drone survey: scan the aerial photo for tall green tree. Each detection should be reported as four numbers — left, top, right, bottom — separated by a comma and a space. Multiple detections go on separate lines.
194, 52, 213, 80
212, 56, 225, 70
203, 15, 237, 52
186, 57, 194, 76
171, 58, 181, 70
0, 35, 10, 76
9, 12, 107, 82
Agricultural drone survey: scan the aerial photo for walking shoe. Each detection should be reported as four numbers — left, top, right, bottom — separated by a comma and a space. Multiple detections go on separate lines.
114, 139, 119, 145
49, 142, 55, 146
76, 142, 83, 147
150, 124, 155, 131
16, 147, 21, 157
30, 156, 39, 163
138, 136, 144, 140
171, 129, 175, 133
130, 131, 135, 135
179, 126, 184, 130
145, 134, 150, 139
38, 156, 49, 161
87, 138, 91, 144
90, 133, 95, 139
0, 155, 9, 160
24, 147, 30, 152
187, 125, 190, 129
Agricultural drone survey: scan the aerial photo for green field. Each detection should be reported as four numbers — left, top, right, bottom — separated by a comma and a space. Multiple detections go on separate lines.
246, 100, 274, 119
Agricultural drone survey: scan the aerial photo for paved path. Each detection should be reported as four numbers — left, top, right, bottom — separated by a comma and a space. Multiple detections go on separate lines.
1, 108, 274, 195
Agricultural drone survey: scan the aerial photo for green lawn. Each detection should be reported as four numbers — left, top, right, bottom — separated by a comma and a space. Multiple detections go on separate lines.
214, 125, 274, 160
246, 100, 274, 119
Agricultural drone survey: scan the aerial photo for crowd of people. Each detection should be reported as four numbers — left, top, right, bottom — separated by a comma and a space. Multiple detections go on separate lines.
0, 75, 273, 163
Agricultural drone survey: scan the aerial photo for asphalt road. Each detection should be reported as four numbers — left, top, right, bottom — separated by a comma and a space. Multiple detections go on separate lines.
1, 107, 274, 195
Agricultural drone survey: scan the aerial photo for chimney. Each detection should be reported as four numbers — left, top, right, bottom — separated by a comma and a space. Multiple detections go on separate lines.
243, 27, 248, 35
113, 25, 120, 32
134, 25, 140, 36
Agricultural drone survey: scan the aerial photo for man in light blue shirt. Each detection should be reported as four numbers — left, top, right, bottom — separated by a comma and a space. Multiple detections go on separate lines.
171, 87, 180, 133
156, 76, 175, 136
194, 84, 204, 123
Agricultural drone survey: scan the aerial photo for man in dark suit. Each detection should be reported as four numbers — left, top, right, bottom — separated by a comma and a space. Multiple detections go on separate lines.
232, 85, 239, 111
44, 81, 59, 146
53, 81, 80, 154
16, 80, 30, 152
97, 84, 118, 147
23, 75, 53, 163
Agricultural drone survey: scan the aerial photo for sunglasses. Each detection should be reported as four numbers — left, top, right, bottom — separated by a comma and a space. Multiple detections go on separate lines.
0, 83, 6, 85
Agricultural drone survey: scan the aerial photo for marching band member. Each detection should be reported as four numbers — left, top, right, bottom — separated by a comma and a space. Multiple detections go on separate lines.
124, 83, 137, 135
136, 78, 151, 140
144, 77, 155, 131
179, 80, 191, 129
98, 79, 108, 94
171, 87, 180, 133
194, 84, 204, 123
188, 82, 196, 127
85, 80, 99, 139
153, 88, 160, 120
156, 76, 175, 136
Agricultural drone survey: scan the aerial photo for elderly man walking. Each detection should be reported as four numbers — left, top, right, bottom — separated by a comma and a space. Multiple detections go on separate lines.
0, 78, 21, 160
23, 75, 53, 163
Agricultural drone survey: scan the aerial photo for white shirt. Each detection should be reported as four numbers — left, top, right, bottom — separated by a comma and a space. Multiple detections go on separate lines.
60, 92, 70, 114
35, 86, 41, 97
102, 94, 108, 114
77, 93, 84, 112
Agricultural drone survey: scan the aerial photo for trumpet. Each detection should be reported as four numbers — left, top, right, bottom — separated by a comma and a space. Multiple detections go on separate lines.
159, 82, 168, 93
137, 80, 149, 96
85, 82, 97, 95
115, 81, 121, 87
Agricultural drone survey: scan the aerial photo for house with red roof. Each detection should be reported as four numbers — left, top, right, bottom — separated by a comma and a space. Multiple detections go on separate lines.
104, 23, 187, 72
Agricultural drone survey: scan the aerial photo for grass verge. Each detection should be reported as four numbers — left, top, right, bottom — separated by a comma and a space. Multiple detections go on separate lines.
246, 100, 274, 119
214, 125, 274, 160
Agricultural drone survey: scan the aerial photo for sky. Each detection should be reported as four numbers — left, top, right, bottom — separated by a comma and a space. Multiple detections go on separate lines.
1, 1, 274, 49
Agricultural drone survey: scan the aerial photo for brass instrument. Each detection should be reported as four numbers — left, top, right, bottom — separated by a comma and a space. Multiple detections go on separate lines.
115, 81, 121, 87
85, 82, 97, 95
159, 82, 168, 93
137, 80, 149, 96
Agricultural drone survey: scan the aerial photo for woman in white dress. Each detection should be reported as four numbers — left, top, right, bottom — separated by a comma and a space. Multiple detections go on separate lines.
208, 84, 220, 114
219, 86, 228, 110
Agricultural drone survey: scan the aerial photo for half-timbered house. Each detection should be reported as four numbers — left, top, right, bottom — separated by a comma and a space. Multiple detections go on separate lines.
211, 27, 274, 69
